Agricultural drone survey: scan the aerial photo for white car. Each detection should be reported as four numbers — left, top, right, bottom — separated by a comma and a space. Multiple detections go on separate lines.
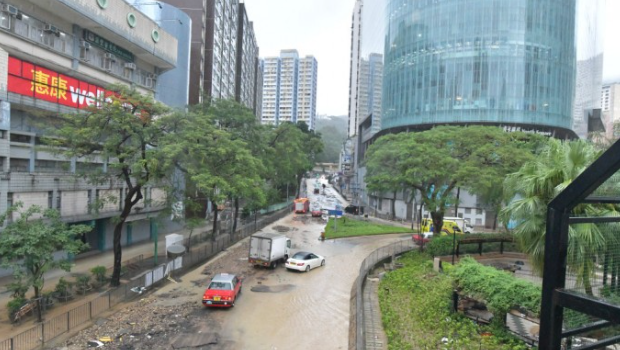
285, 251, 326, 272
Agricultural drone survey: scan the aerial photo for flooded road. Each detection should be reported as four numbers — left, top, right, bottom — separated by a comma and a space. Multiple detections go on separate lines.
56, 180, 410, 350
213, 180, 409, 350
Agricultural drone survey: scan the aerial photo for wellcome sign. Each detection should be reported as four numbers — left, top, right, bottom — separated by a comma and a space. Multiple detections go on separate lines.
8, 56, 112, 109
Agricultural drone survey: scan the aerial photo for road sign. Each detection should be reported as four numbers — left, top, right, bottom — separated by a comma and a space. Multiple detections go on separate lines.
328, 210, 343, 216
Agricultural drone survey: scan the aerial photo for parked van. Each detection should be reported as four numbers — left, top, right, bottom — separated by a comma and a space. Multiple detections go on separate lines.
443, 217, 474, 234
421, 218, 464, 235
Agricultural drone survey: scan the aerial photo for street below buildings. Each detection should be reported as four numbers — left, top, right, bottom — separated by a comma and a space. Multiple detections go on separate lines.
48, 181, 409, 350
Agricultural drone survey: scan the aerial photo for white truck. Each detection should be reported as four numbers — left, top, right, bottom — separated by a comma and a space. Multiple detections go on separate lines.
444, 216, 474, 234
248, 232, 292, 269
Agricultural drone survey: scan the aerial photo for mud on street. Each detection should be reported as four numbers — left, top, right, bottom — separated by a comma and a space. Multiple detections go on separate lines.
48, 183, 409, 350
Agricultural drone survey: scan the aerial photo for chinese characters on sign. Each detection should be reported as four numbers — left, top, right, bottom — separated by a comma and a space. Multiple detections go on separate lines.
83, 30, 134, 62
7, 56, 111, 109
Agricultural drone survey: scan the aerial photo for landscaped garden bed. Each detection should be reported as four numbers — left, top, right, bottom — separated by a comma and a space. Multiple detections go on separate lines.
379, 252, 536, 349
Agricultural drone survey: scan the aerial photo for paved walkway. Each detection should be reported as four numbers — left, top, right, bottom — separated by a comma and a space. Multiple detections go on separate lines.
364, 276, 388, 350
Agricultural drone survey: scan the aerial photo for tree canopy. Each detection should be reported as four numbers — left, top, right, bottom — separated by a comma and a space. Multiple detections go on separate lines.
44, 84, 170, 286
364, 126, 540, 234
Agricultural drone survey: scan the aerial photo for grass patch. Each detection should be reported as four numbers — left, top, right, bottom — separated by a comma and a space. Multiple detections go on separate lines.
323, 217, 413, 239
380, 252, 530, 350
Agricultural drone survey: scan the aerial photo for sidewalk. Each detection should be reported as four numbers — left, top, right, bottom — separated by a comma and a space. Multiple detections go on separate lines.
0, 225, 198, 327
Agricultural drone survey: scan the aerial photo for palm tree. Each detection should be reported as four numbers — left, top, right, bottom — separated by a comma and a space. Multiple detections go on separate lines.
499, 139, 616, 295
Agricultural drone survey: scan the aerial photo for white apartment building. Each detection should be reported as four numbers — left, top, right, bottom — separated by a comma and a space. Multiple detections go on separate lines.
260, 49, 318, 129
602, 83, 620, 139
296, 56, 317, 130
260, 57, 279, 124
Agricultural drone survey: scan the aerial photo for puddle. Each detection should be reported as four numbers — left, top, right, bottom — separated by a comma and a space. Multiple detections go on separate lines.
250, 284, 295, 293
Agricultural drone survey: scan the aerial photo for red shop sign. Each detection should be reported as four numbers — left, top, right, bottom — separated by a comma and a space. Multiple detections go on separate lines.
7, 56, 113, 109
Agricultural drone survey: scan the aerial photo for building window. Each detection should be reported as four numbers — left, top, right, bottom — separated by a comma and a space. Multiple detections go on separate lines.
48, 191, 53, 209
56, 191, 61, 210
465, 208, 471, 214
476, 208, 483, 215
476, 218, 482, 225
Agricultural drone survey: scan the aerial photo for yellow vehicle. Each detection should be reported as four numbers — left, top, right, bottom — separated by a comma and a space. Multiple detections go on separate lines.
421, 218, 464, 235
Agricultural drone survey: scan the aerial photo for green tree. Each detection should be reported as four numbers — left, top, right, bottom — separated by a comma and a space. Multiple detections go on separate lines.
208, 99, 268, 231
160, 101, 264, 239
45, 84, 169, 287
465, 132, 545, 230
499, 139, 614, 294
263, 122, 323, 200
365, 126, 536, 235
0, 204, 90, 322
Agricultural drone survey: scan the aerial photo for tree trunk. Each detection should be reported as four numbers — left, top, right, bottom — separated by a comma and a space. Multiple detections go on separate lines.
492, 211, 498, 231
211, 199, 219, 241
111, 193, 135, 287
430, 211, 444, 237
583, 268, 594, 296
186, 229, 194, 253
233, 197, 239, 233
34, 286, 42, 323
603, 249, 609, 286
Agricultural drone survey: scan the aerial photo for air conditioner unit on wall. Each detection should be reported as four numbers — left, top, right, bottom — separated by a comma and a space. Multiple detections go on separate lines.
124, 63, 136, 70
104, 53, 117, 61
80, 41, 90, 50
44, 24, 59, 34
1, 4, 18, 16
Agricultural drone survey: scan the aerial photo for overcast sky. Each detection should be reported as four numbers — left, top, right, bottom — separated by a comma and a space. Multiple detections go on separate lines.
243, 0, 620, 117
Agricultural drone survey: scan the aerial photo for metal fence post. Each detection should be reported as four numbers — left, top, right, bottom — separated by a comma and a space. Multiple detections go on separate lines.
67, 311, 70, 330
89, 301, 92, 319
41, 323, 45, 345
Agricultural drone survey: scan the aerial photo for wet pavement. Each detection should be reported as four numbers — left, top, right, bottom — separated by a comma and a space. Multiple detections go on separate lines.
49, 180, 410, 350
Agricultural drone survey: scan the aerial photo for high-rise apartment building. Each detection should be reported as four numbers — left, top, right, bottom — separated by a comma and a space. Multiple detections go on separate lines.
297, 55, 318, 129
347, 0, 363, 138
261, 57, 279, 124
357, 53, 383, 136
602, 83, 620, 139
164, 0, 261, 113
235, 3, 259, 112
260, 50, 318, 129
572, 0, 605, 138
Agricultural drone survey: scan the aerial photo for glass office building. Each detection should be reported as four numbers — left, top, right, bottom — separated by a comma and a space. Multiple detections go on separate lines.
382, 0, 577, 137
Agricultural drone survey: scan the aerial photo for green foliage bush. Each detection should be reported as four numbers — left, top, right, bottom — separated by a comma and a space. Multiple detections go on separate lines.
54, 277, 73, 298
90, 266, 107, 284
425, 233, 519, 257
449, 257, 541, 316
7, 297, 26, 320
379, 252, 529, 349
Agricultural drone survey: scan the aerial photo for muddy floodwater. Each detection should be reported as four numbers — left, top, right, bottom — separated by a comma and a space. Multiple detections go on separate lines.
54, 180, 409, 350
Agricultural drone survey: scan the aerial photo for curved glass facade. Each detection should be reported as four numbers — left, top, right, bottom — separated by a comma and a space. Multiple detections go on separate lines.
382, 0, 576, 134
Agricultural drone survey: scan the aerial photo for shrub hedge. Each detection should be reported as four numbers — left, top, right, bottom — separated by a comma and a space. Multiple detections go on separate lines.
425, 233, 519, 257
449, 257, 541, 316
379, 252, 530, 349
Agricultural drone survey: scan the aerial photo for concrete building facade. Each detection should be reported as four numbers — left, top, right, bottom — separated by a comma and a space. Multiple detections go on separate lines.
164, 0, 261, 113
0, 0, 182, 263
